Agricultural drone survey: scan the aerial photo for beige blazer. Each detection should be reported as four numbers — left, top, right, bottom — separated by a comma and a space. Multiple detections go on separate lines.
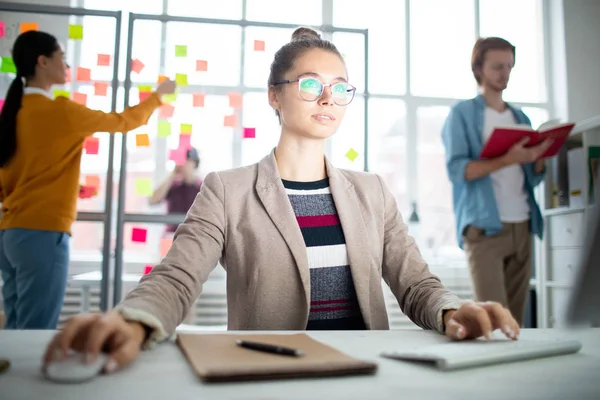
118, 151, 464, 344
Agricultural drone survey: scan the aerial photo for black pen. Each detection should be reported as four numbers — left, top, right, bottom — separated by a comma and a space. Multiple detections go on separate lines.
236, 340, 304, 357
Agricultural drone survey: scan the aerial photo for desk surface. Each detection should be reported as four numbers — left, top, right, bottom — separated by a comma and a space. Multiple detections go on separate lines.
1, 329, 598, 400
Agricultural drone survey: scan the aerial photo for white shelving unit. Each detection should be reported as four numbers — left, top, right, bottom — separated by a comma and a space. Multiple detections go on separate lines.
535, 115, 600, 328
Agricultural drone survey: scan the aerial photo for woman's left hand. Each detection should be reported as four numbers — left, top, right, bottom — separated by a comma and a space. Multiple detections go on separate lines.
444, 302, 520, 341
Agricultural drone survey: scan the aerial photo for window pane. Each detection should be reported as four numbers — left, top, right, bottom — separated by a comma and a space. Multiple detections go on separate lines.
410, 0, 476, 98
416, 106, 465, 262
129, 20, 163, 83
241, 92, 281, 166
168, 0, 243, 19
244, 26, 295, 88
521, 107, 550, 130
332, 32, 365, 94
479, 0, 546, 103
328, 97, 365, 171
165, 22, 241, 87
332, 0, 406, 95
367, 98, 408, 213
246, 0, 322, 25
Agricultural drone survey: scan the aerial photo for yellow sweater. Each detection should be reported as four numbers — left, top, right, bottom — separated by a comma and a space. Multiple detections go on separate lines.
0, 92, 162, 234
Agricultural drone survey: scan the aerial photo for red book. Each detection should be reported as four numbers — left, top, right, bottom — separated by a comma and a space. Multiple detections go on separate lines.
480, 121, 576, 160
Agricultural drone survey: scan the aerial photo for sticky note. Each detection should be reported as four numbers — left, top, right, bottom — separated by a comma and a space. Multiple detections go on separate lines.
160, 237, 172, 257
136, 133, 150, 147
224, 114, 238, 128
196, 60, 208, 72
83, 137, 100, 155
175, 45, 187, 57
53, 90, 70, 99
72, 92, 88, 105
135, 178, 153, 196
97, 54, 111, 66
158, 121, 171, 137
159, 104, 175, 119
68, 24, 83, 40
169, 149, 186, 165
254, 40, 265, 51
192, 93, 205, 107
163, 93, 177, 103
138, 85, 152, 92
1, 56, 16, 73
179, 134, 191, 149
180, 124, 192, 135
131, 58, 144, 74
0, 21, 5, 38
20, 22, 38, 33
65, 67, 71, 83
76, 67, 91, 82
139, 91, 152, 102
228, 92, 242, 109
131, 227, 148, 243
175, 73, 188, 86
143, 265, 153, 275
157, 75, 168, 83
0, 99, 4, 112
85, 175, 101, 190
345, 148, 359, 162
94, 82, 109, 96
243, 127, 256, 139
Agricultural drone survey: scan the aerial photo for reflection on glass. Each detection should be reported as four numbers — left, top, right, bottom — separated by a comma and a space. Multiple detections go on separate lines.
167, 0, 243, 19
245, 0, 322, 25
329, 96, 365, 171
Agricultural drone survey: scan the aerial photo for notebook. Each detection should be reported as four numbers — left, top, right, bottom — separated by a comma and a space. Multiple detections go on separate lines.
176, 333, 378, 382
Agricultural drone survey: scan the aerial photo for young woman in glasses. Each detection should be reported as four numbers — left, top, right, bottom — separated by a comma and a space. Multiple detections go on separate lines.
43, 27, 520, 374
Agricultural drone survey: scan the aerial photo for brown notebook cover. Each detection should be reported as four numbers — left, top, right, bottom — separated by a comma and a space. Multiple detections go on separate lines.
176, 333, 378, 382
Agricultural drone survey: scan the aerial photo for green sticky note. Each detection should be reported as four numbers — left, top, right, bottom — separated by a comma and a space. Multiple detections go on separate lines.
175, 73, 188, 86
53, 90, 70, 99
135, 178, 152, 196
162, 93, 177, 103
138, 85, 152, 92
180, 123, 192, 134
175, 45, 187, 57
68, 24, 83, 40
345, 148, 359, 162
0, 56, 16, 73
158, 121, 171, 137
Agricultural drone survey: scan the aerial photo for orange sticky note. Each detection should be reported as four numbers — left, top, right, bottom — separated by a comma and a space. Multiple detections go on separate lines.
160, 237, 172, 257
192, 93, 205, 107
139, 91, 152, 102
76, 67, 91, 82
196, 60, 208, 72
224, 114, 238, 128
20, 22, 38, 33
136, 133, 150, 147
131, 58, 144, 74
159, 104, 175, 119
97, 54, 111, 66
94, 82, 109, 96
158, 75, 168, 84
254, 40, 265, 51
228, 92, 242, 109
85, 175, 101, 190
72, 92, 88, 105
83, 137, 100, 155
65, 67, 71, 83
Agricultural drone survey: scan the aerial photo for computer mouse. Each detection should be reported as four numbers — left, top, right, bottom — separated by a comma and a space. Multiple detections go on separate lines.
43, 351, 107, 384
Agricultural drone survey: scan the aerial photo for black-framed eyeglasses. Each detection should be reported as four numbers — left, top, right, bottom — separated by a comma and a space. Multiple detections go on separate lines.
272, 77, 356, 106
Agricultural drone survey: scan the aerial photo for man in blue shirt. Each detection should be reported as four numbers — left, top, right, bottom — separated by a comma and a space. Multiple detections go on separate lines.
441, 37, 551, 326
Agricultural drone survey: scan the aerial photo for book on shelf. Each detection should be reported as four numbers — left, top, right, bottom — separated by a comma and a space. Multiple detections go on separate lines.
588, 146, 600, 205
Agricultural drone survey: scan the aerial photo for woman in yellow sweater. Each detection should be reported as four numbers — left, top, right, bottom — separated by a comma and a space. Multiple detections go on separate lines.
0, 30, 176, 330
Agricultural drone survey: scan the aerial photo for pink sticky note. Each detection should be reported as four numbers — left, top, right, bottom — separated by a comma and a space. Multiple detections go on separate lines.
0, 21, 5, 39
131, 58, 144, 74
139, 91, 152, 102
254, 40, 265, 52
196, 60, 208, 72
76, 67, 91, 82
65, 67, 71, 83
94, 82, 109, 96
97, 53, 111, 66
179, 134, 191, 149
0, 99, 4, 112
131, 227, 147, 243
243, 127, 256, 139
143, 265, 153, 275
72, 92, 88, 105
224, 114, 238, 128
83, 137, 100, 155
192, 93, 205, 107
160, 237, 172, 257
169, 149, 186, 165
228, 92, 242, 109
159, 104, 175, 119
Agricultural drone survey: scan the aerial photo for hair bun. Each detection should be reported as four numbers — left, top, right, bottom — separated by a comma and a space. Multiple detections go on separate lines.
291, 27, 321, 42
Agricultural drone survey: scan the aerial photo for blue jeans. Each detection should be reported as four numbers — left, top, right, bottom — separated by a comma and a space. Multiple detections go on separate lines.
0, 228, 70, 329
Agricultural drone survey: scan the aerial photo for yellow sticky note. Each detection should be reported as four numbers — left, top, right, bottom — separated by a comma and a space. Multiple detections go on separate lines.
157, 121, 171, 137
135, 178, 153, 196
175, 45, 187, 57
175, 73, 188, 86
136, 133, 150, 147
345, 148, 359, 162
68, 24, 83, 40
138, 85, 152, 92
53, 90, 70, 99
162, 93, 177, 103
180, 124, 192, 135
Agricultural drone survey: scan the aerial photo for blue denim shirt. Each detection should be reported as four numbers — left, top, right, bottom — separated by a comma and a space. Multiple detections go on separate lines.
441, 95, 545, 249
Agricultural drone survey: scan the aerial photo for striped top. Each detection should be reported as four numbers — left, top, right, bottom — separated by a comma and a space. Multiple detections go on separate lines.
282, 178, 366, 330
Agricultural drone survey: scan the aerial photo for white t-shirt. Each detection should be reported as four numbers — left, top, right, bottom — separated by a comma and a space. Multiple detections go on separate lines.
482, 107, 530, 222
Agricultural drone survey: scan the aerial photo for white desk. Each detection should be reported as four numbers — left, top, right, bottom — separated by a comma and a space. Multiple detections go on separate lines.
0, 329, 598, 400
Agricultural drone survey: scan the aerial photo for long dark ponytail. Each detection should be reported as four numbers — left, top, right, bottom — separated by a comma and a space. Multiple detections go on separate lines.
0, 31, 59, 167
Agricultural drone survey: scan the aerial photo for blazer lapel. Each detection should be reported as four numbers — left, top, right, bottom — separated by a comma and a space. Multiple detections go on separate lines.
256, 151, 311, 308
326, 160, 372, 327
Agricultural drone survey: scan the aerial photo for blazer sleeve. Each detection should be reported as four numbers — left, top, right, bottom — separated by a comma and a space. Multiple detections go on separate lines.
61, 92, 162, 137
442, 106, 473, 185
115, 171, 226, 347
377, 175, 466, 333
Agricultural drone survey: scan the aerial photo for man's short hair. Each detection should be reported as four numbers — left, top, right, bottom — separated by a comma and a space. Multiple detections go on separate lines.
471, 37, 516, 85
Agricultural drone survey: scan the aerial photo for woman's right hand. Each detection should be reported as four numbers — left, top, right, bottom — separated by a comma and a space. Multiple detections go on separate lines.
42, 312, 147, 374
156, 79, 177, 96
